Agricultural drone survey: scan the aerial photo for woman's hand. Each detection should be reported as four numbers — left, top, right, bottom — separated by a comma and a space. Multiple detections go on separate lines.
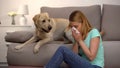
72, 29, 82, 42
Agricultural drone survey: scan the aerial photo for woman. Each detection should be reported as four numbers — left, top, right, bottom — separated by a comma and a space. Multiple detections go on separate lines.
45, 10, 104, 68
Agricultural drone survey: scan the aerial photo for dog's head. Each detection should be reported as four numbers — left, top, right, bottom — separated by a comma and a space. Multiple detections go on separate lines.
33, 13, 53, 33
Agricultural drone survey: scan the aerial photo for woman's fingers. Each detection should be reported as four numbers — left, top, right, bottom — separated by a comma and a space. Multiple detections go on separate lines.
72, 29, 76, 36
71, 29, 83, 42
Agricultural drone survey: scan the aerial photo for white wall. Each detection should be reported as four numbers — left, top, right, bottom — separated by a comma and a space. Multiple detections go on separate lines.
0, 0, 120, 26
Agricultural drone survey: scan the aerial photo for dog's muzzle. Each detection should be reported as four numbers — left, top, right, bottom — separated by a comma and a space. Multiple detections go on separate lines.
42, 26, 52, 33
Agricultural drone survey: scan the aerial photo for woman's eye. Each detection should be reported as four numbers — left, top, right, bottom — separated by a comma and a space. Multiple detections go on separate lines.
74, 26, 78, 28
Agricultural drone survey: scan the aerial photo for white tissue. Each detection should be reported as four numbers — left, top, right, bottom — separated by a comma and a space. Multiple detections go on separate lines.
72, 27, 80, 33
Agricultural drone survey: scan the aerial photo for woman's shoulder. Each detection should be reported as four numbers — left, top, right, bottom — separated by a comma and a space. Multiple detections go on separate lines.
90, 28, 99, 32
89, 28, 99, 34
89, 28, 100, 38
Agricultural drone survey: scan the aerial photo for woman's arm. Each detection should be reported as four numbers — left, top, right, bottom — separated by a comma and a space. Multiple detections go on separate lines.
78, 37, 100, 61
72, 42, 78, 54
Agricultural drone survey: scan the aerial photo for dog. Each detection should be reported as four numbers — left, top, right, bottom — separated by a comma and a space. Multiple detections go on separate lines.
15, 12, 69, 54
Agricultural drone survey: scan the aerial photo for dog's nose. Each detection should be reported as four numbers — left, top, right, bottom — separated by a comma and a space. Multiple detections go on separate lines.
48, 26, 52, 30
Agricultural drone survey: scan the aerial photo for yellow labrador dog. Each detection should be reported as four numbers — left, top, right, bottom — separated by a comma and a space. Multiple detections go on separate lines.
15, 13, 69, 53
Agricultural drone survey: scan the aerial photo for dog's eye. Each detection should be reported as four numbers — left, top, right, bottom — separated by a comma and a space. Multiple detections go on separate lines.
48, 19, 50, 22
42, 20, 46, 22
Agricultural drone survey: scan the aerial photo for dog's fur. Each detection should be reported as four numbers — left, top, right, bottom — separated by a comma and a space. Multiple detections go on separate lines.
15, 13, 69, 53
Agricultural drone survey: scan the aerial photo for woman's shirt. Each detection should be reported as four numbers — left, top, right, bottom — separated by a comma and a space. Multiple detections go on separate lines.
72, 28, 104, 68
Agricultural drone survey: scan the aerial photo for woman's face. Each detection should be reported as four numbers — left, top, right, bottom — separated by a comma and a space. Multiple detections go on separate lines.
70, 22, 82, 32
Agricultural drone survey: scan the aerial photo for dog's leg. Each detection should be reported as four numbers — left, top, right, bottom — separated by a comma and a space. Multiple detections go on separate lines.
34, 38, 52, 54
15, 36, 37, 50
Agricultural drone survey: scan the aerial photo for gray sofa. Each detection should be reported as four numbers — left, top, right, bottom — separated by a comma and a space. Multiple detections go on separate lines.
5, 4, 120, 68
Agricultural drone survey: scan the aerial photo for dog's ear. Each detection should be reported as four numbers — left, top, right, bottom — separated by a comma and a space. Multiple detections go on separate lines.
33, 14, 40, 22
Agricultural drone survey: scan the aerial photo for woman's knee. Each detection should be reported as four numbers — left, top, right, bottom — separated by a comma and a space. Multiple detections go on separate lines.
58, 46, 67, 50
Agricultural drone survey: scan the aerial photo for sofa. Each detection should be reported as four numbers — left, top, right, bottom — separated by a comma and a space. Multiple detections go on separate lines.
5, 4, 120, 68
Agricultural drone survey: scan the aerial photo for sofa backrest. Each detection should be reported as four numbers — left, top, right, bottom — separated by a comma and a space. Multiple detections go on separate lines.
41, 5, 101, 30
102, 4, 120, 41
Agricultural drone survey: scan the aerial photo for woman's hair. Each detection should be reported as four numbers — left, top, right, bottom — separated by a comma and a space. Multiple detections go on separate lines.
69, 10, 92, 40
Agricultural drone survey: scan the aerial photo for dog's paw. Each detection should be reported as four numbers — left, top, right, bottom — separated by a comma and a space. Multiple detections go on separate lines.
33, 48, 39, 54
15, 45, 23, 50
33, 46, 40, 54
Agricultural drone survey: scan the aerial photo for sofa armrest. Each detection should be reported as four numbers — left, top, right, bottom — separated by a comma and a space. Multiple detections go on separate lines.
5, 31, 34, 43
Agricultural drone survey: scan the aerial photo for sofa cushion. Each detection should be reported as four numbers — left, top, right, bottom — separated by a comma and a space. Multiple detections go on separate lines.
5, 31, 33, 43
103, 41, 120, 68
41, 5, 101, 30
7, 41, 72, 67
102, 4, 120, 41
